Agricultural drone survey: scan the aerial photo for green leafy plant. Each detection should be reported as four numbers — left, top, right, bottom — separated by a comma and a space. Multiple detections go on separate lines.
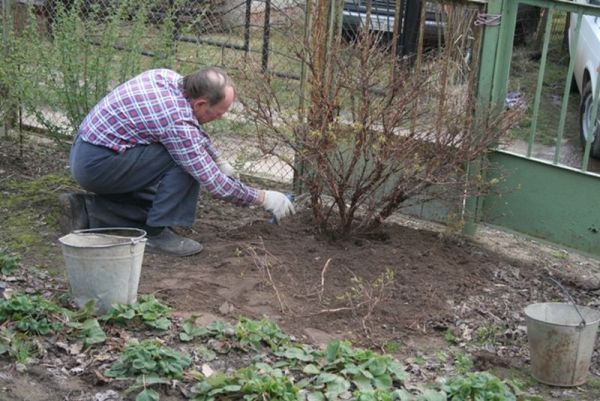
0, 251, 20, 275
0, 329, 35, 364
475, 325, 501, 346
443, 372, 516, 401
102, 294, 172, 330
445, 329, 459, 345
68, 319, 107, 347
234, 317, 289, 350
106, 339, 191, 401
453, 352, 474, 375
317, 340, 408, 394
180, 319, 234, 342
0, 294, 64, 335
106, 339, 191, 379
192, 364, 299, 401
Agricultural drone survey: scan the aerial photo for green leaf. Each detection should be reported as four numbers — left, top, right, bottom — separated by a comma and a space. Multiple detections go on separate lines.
81, 319, 107, 346
415, 389, 446, 401
325, 341, 341, 362
136, 388, 160, 401
372, 374, 392, 390
367, 358, 388, 376
352, 374, 373, 392
149, 317, 171, 331
388, 361, 408, 381
308, 392, 325, 401
222, 384, 242, 392
303, 364, 321, 375
392, 389, 414, 401
180, 332, 193, 342
317, 373, 340, 384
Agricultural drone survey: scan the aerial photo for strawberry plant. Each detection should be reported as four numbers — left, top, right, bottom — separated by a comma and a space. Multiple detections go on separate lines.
0, 294, 64, 335
234, 317, 289, 350
443, 372, 517, 401
192, 363, 298, 401
102, 294, 172, 330
180, 319, 234, 342
106, 339, 190, 401
106, 339, 191, 379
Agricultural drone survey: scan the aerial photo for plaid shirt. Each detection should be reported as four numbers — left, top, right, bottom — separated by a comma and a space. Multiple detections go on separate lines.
77, 69, 258, 205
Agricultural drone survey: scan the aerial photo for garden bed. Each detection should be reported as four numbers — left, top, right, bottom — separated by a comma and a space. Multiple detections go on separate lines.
1, 136, 600, 401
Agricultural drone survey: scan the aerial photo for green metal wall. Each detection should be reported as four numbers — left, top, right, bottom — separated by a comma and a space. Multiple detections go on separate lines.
482, 150, 600, 257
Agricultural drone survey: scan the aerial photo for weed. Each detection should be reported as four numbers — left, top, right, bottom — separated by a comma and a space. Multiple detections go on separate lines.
453, 352, 474, 375
435, 351, 449, 364
382, 341, 401, 354
0, 329, 35, 364
475, 325, 502, 346
337, 269, 395, 333
445, 329, 459, 345
102, 294, 172, 330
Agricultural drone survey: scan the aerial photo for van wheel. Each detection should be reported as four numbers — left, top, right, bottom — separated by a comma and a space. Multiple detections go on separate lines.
579, 81, 600, 159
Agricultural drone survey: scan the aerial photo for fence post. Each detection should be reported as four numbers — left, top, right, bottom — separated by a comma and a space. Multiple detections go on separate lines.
244, 0, 252, 57
463, 0, 519, 234
261, 0, 271, 72
1, 0, 13, 137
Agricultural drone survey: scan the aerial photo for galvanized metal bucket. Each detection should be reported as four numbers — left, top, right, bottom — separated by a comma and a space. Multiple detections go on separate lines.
525, 302, 600, 386
59, 228, 146, 314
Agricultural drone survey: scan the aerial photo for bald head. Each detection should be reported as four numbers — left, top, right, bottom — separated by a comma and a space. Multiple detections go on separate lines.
182, 67, 234, 105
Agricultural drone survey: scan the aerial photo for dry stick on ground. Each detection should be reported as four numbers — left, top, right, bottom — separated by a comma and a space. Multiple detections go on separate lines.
245, 238, 292, 315
318, 258, 332, 303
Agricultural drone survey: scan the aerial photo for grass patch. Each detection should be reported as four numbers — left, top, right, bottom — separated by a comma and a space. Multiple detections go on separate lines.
0, 172, 75, 253
507, 14, 580, 147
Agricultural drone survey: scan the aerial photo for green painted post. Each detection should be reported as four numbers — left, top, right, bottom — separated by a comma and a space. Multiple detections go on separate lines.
490, 0, 518, 108
528, 6, 555, 157
463, 0, 504, 235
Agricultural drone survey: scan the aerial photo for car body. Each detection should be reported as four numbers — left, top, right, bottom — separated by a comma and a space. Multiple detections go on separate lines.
569, 0, 600, 158
341, 0, 445, 56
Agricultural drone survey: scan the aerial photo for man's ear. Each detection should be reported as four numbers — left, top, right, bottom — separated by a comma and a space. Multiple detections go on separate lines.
191, 98, 208, 112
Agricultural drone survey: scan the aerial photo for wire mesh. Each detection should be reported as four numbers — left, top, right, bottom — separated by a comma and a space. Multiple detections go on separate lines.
0, 0, 490, 185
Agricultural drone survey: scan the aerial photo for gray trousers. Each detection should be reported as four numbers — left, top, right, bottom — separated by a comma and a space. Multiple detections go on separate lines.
69, 136, 199, 231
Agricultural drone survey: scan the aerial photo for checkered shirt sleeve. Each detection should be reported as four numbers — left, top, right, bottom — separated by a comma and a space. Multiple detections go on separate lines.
77, 69, 258, 205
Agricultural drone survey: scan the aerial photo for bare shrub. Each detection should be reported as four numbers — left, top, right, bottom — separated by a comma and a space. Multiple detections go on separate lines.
239, 0, 519, 236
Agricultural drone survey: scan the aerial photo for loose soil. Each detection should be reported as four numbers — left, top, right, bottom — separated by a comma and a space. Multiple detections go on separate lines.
1, 135, 600, 401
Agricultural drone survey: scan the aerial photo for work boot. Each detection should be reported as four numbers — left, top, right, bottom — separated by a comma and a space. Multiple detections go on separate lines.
58, 193, 89, 234
146, 228, 203, 257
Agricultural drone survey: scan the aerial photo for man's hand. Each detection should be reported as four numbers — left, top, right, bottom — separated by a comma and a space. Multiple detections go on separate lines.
263, 191, 295, 222
217, 160, 239, 178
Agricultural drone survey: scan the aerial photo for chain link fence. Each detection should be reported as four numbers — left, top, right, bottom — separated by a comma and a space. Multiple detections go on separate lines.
0, 0, 496, 186
1, 0, 305, 183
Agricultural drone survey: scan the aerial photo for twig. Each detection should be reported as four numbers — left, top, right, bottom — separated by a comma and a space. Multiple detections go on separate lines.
318, 258, 332, 303
245, 238, 292, 315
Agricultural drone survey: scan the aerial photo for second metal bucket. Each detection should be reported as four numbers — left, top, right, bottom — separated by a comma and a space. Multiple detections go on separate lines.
525, 302, 600, 386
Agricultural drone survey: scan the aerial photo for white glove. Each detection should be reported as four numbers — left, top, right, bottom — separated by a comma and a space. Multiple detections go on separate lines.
217, 160, 238, 178
263, 191, 295, 222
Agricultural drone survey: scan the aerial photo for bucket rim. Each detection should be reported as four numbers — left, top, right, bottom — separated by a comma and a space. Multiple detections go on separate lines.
59, 227, 147, 248
524, 302, 600, 327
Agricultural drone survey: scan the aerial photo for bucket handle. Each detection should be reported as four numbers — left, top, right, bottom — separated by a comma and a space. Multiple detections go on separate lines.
546, 276, 586, 329
73, 227, 147, 246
